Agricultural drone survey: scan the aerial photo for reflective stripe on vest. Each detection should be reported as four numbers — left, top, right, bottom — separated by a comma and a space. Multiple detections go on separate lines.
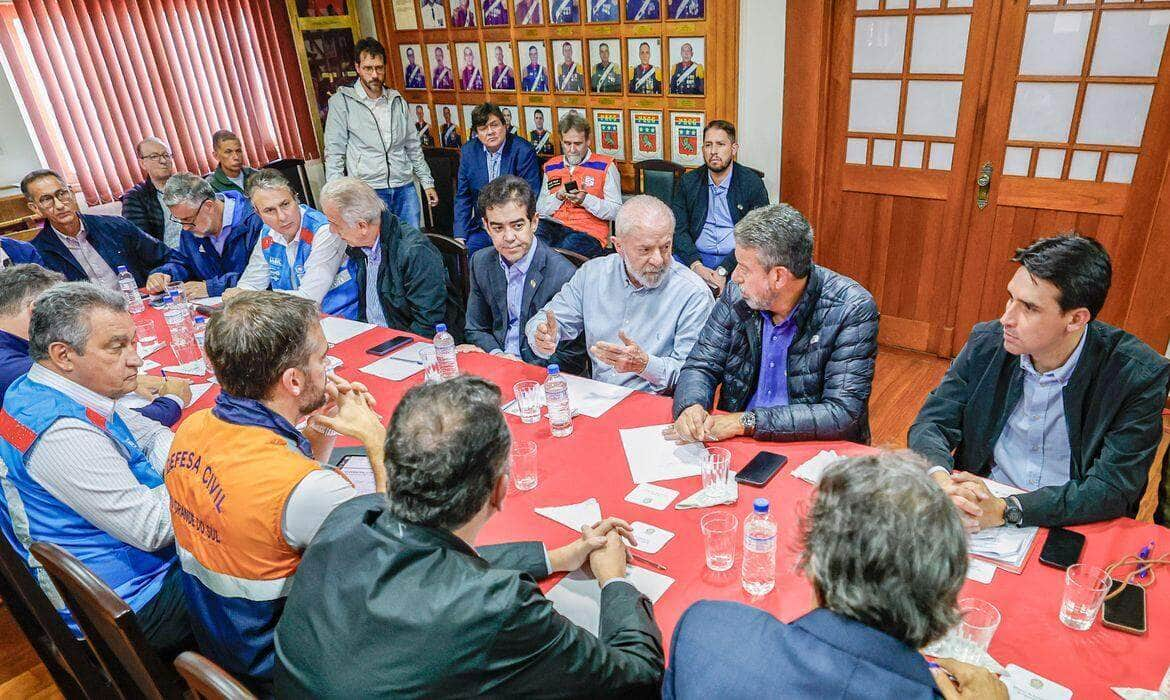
544, 153, 613, 244
258, 205, 359, 318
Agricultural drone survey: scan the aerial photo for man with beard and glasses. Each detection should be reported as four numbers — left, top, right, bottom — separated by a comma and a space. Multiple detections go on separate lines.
535, 112, 622, 259
670, 120, 769, 294
667, 204, 878, 445
164, 292, 386, 692
526, 195, 712, 393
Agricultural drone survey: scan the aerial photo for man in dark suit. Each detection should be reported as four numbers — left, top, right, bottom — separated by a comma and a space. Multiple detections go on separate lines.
120, 137, 180, 247
23, 169, 173, 289
670, 120, 769, 293
458, 176, 585, 373
275, 376, 664, 697
454, 103, 542, 256
665, 452, 1007, 699
910, 234, 1170, 529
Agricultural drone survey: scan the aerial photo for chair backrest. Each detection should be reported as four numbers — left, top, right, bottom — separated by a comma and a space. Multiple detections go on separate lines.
175, 652, 256, 700
553, 247, 589, 269
261, 158, 315, 209
423, 147, 460, 236
633, 159, 685, 205
426, 232, 471, 308
29, 542, 186, 700
0, 535, 110, 698
738, 163, 767, 181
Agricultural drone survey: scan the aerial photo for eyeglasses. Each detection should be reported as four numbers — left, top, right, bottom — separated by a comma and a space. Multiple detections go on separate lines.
33, 188, 74, 208
141, 151, 172, 162
169, 198, 210, 228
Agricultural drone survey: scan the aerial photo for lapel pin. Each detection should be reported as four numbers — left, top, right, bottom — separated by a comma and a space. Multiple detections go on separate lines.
737, 203, 744, 210
530, 279, 536, 287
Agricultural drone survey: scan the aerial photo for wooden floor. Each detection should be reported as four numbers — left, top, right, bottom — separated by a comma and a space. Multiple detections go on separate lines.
0, 345, 1160, 698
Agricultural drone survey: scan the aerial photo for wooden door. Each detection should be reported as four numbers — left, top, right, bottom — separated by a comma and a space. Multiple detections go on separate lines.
783, 0, 1170, 358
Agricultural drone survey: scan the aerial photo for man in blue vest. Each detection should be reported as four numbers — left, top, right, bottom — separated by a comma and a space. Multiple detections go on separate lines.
24, 169, 174, 289
144, 173, 264, 298
0, 282, 191, 653
0, 237, 43, 268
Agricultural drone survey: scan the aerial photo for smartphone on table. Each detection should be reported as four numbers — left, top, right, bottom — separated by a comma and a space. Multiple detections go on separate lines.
735, 451, 789, 487
366, 336, 412, 356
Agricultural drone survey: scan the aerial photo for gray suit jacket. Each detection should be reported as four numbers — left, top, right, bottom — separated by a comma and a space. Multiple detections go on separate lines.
465, 239, 587, 374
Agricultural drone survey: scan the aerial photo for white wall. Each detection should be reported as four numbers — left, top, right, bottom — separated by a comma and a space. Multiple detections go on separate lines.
0, 51, 43, 193
736, 0, 785, 199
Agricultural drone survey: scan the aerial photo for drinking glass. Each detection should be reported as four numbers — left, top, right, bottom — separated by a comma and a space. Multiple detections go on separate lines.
956, 598, 1000, 652
1059, 564, 1111, 631
513, 380, 543, 424
419, 346, 441, 383
700, 511, 738, 572
701, 447, 732, 499
134, 319, 158, 355
511, 440, 538, 491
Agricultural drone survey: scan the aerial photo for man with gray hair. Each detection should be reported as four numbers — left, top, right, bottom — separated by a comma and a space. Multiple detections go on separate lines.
665, 452, 1007, 698
121, 136, 181, 247
668, 203, 878, 444
320, 176, 463, 338
534, 111, 622, 258
146, 172, 265, 298
0, 282, 192, 653
526, 195, 713, 392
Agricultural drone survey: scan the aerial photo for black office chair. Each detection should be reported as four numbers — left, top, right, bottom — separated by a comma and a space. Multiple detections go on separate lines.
739, 163, 767, 181
423, 148, 461, 237
553, 247, 590, 269
633, 159, 685, 205
1156, 442, 1169, 527
262, 158, 315, 208
426, 232, 470, 308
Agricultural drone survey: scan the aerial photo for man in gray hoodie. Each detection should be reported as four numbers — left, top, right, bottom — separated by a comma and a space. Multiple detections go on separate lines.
324, 38, 438, 229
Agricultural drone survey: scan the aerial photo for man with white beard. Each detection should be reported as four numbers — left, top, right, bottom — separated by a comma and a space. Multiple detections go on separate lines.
526, 195, 713, 393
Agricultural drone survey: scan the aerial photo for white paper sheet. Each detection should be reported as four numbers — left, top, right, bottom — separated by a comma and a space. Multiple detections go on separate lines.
967, 478, 1038, 569
359, 343, 431, 381
546, 567, 674, 636
534, 498, 602, 533
965, 557, 997, 584
675, 471, 740, 509
624, 483, 679, 511
190, 296, 223, 307
1002, 665, 1072, 700
320, 317, 377, 345
789, 450, 843, 485
619, 424, 707, 484
502, 373, 634, 420
162, 359, 208, 376
338, 455, 378, 496
188, 383, 216, 406
139, 359, 160, 372
630, 521, 674, 554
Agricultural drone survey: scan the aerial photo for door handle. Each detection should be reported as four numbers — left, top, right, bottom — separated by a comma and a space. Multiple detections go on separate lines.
976, 162, 992, 210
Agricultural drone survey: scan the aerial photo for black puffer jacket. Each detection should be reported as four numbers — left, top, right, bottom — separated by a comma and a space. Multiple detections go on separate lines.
672, 265, 879, 443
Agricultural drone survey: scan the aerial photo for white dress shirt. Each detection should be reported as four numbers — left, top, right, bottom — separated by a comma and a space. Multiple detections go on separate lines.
236, 223, 349, 305
54, 222, 120, 290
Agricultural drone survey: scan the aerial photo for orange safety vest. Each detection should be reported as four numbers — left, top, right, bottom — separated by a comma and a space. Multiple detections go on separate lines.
544, 152, 614, 245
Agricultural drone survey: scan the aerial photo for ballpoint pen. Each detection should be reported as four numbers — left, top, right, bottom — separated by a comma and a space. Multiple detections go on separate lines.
1138, 540, 1155, 580
630, 552, 667, 571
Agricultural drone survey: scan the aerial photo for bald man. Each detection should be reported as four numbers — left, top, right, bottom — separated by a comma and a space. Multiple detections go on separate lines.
121, 137, 180, 247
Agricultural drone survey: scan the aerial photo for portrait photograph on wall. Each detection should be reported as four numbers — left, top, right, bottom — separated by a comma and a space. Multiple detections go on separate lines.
587, 0, 619, 23
303, 29, 358, 126
627, 37, 662, 95
455, 42, 485, 90
499, 104, 520, 135
554, 40, 586, 93
518, 40, 551, 93
400, 44, 427, 90
462, 104, 479, 139
667, 0, 702, 19
524, 106, 555, 155
588, 39, 622, 93
427, 43, 456, 90
410, 103, 436, 146
667, 37, 704, 96
549, 0, 580, 24
481, 0, 510, 25
485, 42, 517, 91
419, 0, 447, 28
297, 0, 347, 16
625, 0, 659, 22
450, 0, 478, 27
515, 0, 544, 24
436, 103, 463, 147
389, 0, 418, 29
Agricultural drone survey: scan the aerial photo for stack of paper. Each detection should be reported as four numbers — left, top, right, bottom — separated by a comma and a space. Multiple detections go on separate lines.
789, 450, 843, 485
619, 425, 708, 483
546, 567, 675, 636
968, 525, 1038, 570
360, 344, 431, 381
320, 317, 377, 345
502, 374, 634, 420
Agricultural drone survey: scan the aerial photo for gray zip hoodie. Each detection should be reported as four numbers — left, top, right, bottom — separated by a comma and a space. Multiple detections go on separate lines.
323, 82, 435, 190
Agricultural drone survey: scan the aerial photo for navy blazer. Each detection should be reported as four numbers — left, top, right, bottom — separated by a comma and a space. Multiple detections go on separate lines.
31, 214, 173, 287
1, 238, 44, 267
464, 240, 586, 375
665, 603, 942, 699
150, 192, 264, 296
454, 133, 542, 241
670, 163, 770, 272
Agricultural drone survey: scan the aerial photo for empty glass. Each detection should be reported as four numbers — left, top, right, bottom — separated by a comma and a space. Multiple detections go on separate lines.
700, 511, 738, 572
513, 380, 543, 424
1060, 564, 1111, 631
957, 598, 1000, 651
701, 447, 733, 499
511, 440, 538, 491
419, 346, 441, 383
134, 319, 158, 355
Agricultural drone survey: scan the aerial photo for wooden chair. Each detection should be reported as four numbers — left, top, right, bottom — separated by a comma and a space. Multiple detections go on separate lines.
632, 159, 685, 205
553, 247, 590, 269
426, 232, 471, 308
0, 535, 111, 698
29, 542, 186, 700
422, 147, 461, 237
261, 158, 315, 209
175, 652, 256, 700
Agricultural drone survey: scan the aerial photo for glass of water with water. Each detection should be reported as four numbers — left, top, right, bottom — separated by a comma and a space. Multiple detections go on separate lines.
1060, 564, 1111, 631
700, 511, 738, 572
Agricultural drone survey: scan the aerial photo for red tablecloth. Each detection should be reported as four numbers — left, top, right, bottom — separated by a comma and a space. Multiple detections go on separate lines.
152, 311, 1170, 695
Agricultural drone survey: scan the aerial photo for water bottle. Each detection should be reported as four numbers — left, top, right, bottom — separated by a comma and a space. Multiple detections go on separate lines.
164, 293, 203, 372
545, 364, 573, 438
117, 266, 144, 313
741, 498, 777, 596
433, 323, 459, 380
193, 316, 207, 353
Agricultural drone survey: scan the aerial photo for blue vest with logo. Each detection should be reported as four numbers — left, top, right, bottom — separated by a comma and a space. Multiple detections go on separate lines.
259, 206, 359, 319
0, 375, 176, 635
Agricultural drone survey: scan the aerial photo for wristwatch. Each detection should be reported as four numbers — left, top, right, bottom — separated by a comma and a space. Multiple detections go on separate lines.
739, 410, 757, 437
1003, 496, 1023, 527
715, 266, 728, 278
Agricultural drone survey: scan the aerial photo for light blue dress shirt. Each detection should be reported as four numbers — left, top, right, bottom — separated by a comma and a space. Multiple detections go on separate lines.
525, 254, 714, 393
695, 165, 736, 270
498, 240, 538, 356
209, 195, 236, 255
990, 330, 1087, 491
360, 243, 389, 327
486, 146, 503, 181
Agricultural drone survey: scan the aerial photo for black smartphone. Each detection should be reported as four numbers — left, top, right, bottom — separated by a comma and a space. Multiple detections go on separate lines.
367, 336, 412, 356
1038, 527, 1086, 569
563, 180, 579, 193
1102, 581, 1147, 635
735, 451, 788, 487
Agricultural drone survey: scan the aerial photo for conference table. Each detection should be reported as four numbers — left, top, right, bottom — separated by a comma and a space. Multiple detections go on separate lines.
146, 309, 1170, 696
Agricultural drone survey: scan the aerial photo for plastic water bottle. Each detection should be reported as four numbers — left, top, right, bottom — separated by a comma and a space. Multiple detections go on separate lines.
193, 316, 207, 353
117, 266, 144, 313
545, 364, 573, 438
164, 293, 203, 372
741, 498, 777, 596
433, 323, 459, 380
